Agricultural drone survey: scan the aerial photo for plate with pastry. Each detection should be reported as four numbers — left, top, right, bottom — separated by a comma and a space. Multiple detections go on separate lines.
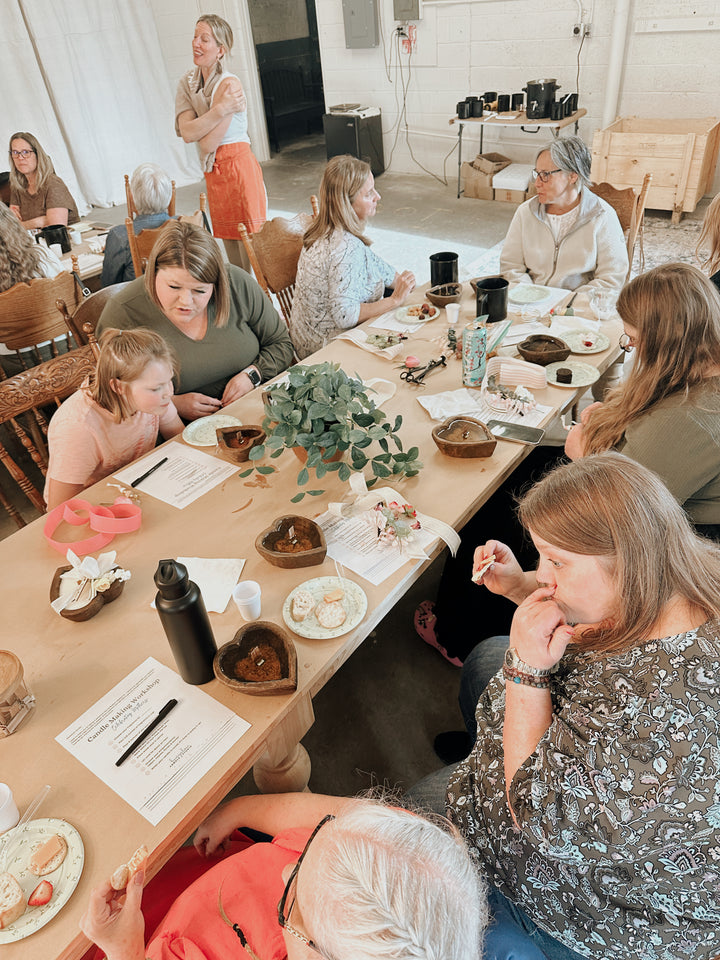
0, 818, 84, 942
395, 303, 440, 324
545, 361, 600, 389
283, 576, 368, 640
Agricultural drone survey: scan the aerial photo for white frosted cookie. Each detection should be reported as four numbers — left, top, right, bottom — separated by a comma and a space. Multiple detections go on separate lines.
315, 600, 347, 629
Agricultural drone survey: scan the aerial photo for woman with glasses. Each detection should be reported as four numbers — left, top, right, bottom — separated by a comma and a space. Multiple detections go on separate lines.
499, 136, 627, 293
80, 796, 486, 960
565, 263, 720, 538
290, 155, 416, 359
8, 131, 78, 229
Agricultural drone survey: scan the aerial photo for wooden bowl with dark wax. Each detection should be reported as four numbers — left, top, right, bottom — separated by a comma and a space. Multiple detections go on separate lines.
216, 425, 266, 463
255, 515, 326, 568
214, 621, 297, 695
432, 416, 497, 458
425, 282, 463, 307
517, 335, 571, 366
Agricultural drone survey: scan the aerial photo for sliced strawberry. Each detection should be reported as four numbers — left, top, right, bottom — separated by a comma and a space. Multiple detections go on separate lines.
28, 880, 53, 907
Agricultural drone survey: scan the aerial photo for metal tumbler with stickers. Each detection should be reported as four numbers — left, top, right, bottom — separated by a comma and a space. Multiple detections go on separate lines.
462, 319, 487, 386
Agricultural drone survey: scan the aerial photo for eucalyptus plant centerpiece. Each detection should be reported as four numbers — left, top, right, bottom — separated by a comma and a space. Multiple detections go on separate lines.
249, 362, 422, 502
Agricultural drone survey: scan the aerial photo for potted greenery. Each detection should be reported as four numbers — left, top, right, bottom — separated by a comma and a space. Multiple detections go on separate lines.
248, 362, 422, 503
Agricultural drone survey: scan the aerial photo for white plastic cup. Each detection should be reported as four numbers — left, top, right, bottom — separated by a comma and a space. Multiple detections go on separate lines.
70, 228, 82, 245
233, 580, 261, 621
0, 784, 20, 833
446, 303, 461, 327
49, 243, 63, 258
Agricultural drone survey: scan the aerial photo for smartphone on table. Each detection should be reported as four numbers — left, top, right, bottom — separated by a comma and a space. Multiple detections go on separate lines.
486, 420, 545, 445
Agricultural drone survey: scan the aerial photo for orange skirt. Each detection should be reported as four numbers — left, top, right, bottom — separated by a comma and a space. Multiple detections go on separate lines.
204, 141, 267, 238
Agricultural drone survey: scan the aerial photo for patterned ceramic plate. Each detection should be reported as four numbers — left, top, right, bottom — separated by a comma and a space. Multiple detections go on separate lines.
545, 361, 601, 389
0, 818, 84, 942
283, 576, 368, 640
182, 414, 241, 446
395, 305, 440, 324
562, 330, 611, 355
508, 285, 553, 304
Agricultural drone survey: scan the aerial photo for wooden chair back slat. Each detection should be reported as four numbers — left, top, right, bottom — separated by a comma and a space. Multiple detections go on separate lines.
0, 272, 79, 351
126, 218, 173, 277
589, 172, 653, 280
56, 282, 130, 347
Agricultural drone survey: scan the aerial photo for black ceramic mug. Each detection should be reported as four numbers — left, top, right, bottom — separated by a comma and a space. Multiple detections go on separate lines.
471, 98, 484, 117
497, 94, 510, 113
511, 92, 524, 110
457, 100, 470, 119
39, 224, 71, 254
475, 276, 509, 324
550, 101, 564, 121
430, 252, 459, 286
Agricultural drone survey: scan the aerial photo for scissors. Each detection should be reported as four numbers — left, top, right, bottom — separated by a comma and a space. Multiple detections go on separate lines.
400, 356, 447, 385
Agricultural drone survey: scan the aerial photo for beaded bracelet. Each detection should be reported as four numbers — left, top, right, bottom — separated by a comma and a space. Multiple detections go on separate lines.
502, 665, 551, 689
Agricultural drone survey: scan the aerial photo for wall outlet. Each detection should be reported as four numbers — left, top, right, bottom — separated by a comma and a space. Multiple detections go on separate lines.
573, 21, 591, 37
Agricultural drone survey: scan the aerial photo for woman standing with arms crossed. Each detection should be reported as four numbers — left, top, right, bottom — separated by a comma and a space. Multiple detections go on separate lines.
175, 14, 266, 271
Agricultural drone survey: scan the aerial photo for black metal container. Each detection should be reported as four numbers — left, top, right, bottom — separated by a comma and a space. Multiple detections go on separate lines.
523, 79, 560, 120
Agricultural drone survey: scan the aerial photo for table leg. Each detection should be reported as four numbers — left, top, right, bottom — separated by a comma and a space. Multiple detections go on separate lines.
457, 122, 464, 198
252, 694, 314, 792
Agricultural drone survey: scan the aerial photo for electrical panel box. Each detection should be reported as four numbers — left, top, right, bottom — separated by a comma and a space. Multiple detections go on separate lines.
342, 0, 379, 48
393, 0, 422, 20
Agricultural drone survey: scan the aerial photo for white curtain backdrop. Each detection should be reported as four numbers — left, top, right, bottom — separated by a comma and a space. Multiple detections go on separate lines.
1, 0, 203, 211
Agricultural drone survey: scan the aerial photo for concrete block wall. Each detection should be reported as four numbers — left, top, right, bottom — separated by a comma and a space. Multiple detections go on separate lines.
315, 0, 720, 193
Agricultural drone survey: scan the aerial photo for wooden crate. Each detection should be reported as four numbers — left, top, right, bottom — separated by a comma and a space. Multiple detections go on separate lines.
591, 117, 720, 223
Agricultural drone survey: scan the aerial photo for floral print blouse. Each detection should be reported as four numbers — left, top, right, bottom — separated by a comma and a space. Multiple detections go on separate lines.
447, 620, 720, 960
289, 230, 395, 359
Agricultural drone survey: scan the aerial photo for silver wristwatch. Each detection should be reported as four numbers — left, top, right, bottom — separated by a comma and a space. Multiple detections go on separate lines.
243, 366, 262, 388
504, 647, 554, 677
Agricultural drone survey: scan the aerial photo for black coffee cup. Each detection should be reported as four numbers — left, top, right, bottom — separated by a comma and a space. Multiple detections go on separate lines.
430, 252, 459, 286
511, 92, 524, 110
457, 100, 470, 119
39, 224, 71, 254
550, 101, 564, 120
497, 94, 510, 113
475, 276, 509, 324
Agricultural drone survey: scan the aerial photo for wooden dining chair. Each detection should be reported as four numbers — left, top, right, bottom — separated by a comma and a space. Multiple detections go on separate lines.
237, 196, 319, 328
56, 281, 130, 347
0, 345, 97, 527
590, 172, 652, 279
124, 173, 176, 219
0, 270, 80, 370
125, 217, 173, 277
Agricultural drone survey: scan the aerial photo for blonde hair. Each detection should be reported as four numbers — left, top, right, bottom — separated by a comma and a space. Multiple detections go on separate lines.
144, 220, 230, 327
197, 14, 233, 57
305, 801, 487, 960
697, 192, 720, 275
8, 131, 55, 194
518, 452, 720, 655
581, 263, 720, 453
0, 201, 47, 291
304, 155, 373, 249
90, 328, 177, 422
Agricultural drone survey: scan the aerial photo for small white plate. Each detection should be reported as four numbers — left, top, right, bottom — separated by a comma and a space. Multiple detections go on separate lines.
395, 305, 440, 324
182, 414, 241, 447
509, 285, 553, 305
545, 361, 600, 389
365, 378, 396, 407
0, 818, 84, 942
283, 576, 368, 639
562, 330, 611, 355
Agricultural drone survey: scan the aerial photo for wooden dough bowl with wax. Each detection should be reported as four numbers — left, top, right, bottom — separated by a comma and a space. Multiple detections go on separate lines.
425, 282, 463, 307
255, 515, 326, 568
215, 425, 266, 463
214, 622, 297, 695
50, 565, 126, 622
517, 335, 571, 366
432, 416, 497, 458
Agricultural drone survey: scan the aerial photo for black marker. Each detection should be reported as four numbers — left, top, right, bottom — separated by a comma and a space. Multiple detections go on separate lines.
130, 456, 168, 488
115, 698, 178, 767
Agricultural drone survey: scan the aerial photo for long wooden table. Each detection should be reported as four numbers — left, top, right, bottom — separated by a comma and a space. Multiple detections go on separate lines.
0, 286, 620, 960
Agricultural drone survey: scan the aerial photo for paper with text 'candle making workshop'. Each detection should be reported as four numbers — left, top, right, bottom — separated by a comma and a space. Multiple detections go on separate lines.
56, 658, 250, 825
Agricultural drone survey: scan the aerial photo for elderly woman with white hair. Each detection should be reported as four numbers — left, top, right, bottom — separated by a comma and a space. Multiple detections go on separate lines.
101, 163, 174, 287
499, 135, 628, 293
80, 793, 487, 960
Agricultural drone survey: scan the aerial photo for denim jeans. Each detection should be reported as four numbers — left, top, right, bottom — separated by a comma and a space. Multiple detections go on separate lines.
486, 888, 587, 960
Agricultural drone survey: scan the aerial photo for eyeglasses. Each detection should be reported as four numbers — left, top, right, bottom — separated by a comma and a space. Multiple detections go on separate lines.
531, 168, 562, 183
11, 150, 35, 159
619, 333, 636, 353
278, 814, 335, 952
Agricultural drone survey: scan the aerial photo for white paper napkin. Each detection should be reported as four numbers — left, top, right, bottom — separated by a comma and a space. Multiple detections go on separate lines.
177, 557, 246, 613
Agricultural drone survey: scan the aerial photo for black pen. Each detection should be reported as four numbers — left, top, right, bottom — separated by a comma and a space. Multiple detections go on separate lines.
115, 698, 178, 767
130, 456, 168, 488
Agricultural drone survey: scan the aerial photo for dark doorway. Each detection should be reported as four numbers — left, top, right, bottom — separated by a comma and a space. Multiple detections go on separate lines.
247, 0, 325, 153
